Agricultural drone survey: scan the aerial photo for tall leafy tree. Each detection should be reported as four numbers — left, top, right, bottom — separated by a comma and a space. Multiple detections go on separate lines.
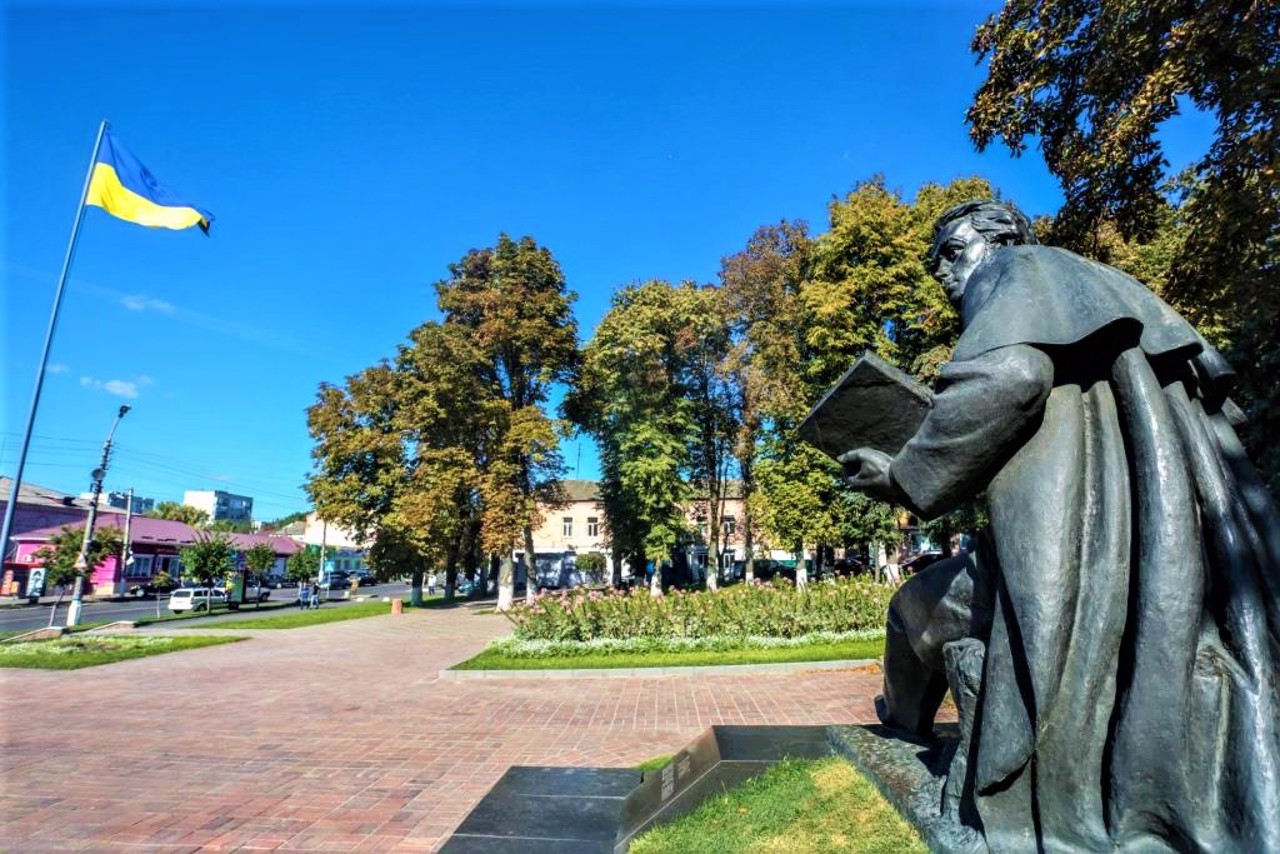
179, 532, 234, 607
568, 281, 696, 592
34, 525, 124, 625
968, 0, 1279, 491
146, 502, 209, 526
308, 362, 424, 597
718, 221, 814, 580
435, 234, 578, 608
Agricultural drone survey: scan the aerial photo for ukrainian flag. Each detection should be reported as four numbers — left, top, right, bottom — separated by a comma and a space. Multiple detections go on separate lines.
86, 132, 213, 233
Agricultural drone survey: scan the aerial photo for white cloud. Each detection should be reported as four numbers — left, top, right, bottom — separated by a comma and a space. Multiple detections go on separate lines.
103, 380, 139, 398
80, 376, 143, 399
209, 473, 234, 482
48, 363, 69, 373
121, 294, 176, 314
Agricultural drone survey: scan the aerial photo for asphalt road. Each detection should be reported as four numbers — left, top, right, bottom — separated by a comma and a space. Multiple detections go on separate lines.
0, 582, 414, 634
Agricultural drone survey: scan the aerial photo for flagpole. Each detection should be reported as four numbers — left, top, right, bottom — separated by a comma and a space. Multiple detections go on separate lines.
0, 119, 109, 593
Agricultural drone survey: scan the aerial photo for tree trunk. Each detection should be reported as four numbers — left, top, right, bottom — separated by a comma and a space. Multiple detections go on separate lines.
523, 526, 537, 605
497, 554, 515, 611
706, 498, 720, 592
409, 567, 424, 607
47, 588, 65, 628
444, 545, 458, 601
795, 542, 808, 588
650, 559, 663, 597
874, 540, 888, 585
610, 542, 623, 588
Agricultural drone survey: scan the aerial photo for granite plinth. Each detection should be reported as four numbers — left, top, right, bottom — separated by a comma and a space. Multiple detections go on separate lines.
828, 723, 987, 853
439, 725, 835, 854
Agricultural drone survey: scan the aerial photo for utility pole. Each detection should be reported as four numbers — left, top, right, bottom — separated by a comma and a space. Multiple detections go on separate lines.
117, 488, 134, 597
67, 404, 129, 627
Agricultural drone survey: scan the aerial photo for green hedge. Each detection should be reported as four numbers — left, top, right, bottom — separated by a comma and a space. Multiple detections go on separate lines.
506, 577, 894, 641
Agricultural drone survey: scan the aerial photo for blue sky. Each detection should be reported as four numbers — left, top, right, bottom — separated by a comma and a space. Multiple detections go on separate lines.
1, 2, 1211, 521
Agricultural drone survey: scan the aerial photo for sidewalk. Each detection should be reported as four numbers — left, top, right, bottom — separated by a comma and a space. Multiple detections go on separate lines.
0, 605, 884, 852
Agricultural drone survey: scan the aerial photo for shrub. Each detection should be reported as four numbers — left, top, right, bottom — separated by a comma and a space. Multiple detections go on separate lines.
505, 577, 894, 641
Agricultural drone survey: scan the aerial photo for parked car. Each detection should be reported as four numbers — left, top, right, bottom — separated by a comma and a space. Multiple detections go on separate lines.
320, 571, 349, 589
901, 551, 946, 575
238, 582, 271, 603
127, 580, 171, 597
168, 588, 227, 612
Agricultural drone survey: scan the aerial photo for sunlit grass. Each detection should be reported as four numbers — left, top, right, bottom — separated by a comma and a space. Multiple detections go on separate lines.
453, 637, 883, 671
0, 635, 243, 669
630, 757, 926, 854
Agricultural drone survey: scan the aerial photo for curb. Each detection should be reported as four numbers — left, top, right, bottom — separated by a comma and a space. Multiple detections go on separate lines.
440, 657, 880, 680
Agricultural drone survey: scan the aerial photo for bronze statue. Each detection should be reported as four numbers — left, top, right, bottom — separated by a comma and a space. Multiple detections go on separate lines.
840, 200, 1280, 852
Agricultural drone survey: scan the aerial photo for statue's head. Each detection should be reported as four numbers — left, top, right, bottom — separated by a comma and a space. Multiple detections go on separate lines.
928, 200, 1037, 307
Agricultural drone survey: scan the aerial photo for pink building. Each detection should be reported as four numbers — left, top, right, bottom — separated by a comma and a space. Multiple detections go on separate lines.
9, 516, 301, 597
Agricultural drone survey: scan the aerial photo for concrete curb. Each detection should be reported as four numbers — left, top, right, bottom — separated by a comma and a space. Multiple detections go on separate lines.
440, 657, 880, 680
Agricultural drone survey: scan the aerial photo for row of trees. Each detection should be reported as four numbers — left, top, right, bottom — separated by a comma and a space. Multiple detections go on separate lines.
307, 0, 1277, 605
307, 177, 1002, 606
34, 528, 299, 618
308, 236, 577, 608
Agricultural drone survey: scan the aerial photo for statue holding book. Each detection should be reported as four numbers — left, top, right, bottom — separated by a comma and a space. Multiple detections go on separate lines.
804, 201, 1280, 852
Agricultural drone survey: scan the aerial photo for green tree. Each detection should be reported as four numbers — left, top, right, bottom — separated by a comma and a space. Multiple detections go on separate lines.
568, 281, 698, 594
34, 525, 124, 625
435, 234, 578, 609
209, 519, 253, 533
391, 321, 505, 601
243, 542, 277, 608
147, 502, 209, 526
719, 221, 814, 581
968, 0, 1279, 492
263, 510, 308, 530
308, 362, 429, 601
148, 565, 176, 618
286, 549, 319, 585
179, 533, 234, 611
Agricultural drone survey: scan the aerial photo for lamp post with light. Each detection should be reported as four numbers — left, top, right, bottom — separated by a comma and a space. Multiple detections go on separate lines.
66, 404, 130, 627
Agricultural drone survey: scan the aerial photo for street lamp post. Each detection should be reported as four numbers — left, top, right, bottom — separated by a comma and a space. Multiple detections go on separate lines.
67, 404, 130, 627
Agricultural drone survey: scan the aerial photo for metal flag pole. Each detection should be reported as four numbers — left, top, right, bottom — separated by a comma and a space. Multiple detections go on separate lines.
0, 119, 109, 581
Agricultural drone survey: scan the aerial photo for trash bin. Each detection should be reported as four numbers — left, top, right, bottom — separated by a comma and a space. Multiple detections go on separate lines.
391, 598, 404, 616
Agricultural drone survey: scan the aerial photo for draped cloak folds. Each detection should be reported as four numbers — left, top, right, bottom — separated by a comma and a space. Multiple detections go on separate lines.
888, 246, 1280, 852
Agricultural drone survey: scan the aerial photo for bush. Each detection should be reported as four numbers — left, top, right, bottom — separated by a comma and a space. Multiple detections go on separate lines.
505, 577, 894, 641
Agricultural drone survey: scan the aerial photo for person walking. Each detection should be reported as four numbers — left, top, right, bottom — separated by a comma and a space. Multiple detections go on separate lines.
308, 582, 320, 610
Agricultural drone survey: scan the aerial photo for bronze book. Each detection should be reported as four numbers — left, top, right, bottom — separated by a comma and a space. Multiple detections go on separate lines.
798, 351, 933, 460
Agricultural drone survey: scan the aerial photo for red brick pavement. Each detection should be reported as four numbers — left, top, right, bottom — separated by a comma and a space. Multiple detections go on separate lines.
0, 606, 884, 852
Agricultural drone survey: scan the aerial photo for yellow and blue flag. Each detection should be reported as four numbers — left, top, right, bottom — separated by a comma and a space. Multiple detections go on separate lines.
86, 131, 213, 234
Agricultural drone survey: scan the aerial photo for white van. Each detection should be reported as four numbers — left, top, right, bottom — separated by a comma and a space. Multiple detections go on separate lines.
167, 588, 227, 612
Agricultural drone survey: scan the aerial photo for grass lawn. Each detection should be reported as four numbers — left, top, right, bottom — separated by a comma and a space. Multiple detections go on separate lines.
192, 600, 396, 629
135, 600, 294, 626
0, 635, 243, 670
636, 755, 672, 773
630, 756, 926, 854
452, 637, 883, 671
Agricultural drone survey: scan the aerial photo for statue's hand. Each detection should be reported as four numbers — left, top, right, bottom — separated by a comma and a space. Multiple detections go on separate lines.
838, 448, 899, 504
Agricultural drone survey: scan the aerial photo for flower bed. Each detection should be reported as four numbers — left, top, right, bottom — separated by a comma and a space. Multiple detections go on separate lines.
506, 577, 894, 641
487, 629, 885, 658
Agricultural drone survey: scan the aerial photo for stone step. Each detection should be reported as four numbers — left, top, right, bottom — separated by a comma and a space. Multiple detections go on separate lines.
439, 724, 834, 853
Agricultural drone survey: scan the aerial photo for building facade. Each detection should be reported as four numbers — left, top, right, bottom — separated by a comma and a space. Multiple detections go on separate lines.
78, 490, 156, 516
183, 490, 253, 524
9, 517, 301, 597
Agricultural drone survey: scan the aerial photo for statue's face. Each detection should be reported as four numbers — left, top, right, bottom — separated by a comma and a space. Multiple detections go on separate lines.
931, 220, 990, 307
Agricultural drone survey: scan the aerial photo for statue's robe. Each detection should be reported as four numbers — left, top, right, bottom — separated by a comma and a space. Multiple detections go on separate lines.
889, 246, 1280, 852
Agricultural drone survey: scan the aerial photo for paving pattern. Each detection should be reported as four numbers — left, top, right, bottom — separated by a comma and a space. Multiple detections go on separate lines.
1, 605, 885, 852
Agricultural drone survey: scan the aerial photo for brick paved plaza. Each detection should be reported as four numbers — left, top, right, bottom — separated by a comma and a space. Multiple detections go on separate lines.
1, 606, 883, 852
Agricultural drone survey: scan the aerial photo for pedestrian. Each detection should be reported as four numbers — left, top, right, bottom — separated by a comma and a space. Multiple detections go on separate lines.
309, 582, 320, 610
298, 581, 309, 609
427, 572, 438, 596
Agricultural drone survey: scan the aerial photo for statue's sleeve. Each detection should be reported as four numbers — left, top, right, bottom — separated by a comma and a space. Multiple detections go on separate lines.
890, 344, 1053, 519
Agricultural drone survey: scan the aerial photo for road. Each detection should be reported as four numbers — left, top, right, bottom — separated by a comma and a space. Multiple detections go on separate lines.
0, 582, 413, 634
